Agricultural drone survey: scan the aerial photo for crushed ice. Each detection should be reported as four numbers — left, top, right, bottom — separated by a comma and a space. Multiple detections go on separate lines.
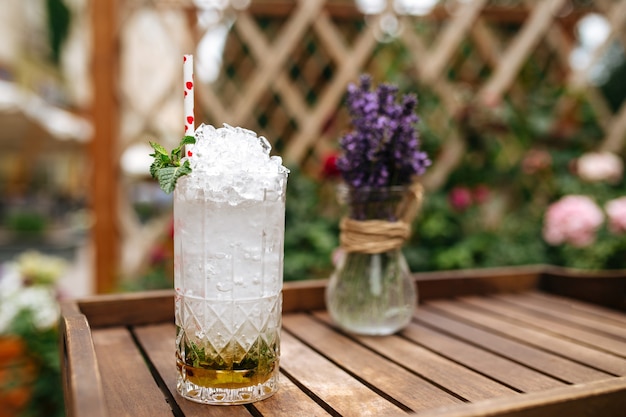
178, 124, 289, 202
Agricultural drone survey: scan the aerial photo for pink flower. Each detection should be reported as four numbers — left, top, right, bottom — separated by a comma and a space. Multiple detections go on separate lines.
577, 152, 623, 184
543, 195, 604, 248
605, 197, 626, 234
448, 187, 473, 212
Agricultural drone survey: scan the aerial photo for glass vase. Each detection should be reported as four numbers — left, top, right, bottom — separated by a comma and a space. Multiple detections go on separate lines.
326, 185, 420, 335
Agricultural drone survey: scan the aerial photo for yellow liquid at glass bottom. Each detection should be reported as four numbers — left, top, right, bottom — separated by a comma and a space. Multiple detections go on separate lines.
177, 360, 274, 389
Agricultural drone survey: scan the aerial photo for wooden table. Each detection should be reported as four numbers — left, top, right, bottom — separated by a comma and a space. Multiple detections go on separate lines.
60, 266, 626, 417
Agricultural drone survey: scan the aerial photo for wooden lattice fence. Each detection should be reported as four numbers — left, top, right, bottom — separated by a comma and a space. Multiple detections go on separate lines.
190, 0, 626, 174
96, 0, 626, 291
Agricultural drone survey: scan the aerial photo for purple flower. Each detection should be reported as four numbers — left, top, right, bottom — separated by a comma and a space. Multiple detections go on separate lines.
337, 75, 431, 189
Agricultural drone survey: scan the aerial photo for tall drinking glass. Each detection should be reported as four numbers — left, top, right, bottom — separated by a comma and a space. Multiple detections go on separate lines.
173, 124, 288, 404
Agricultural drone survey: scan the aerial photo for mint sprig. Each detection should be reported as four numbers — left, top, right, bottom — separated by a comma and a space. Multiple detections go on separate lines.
149, 135, 196, 194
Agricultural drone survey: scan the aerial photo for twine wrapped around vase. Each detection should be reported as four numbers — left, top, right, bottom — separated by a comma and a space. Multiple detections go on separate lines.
339, 183, 424, 254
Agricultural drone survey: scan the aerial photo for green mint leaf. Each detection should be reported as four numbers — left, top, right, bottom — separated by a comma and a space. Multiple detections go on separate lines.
149, 136, 195, 193
149, 141, 169, 157
149, 153, 171, 179
181, 136, 196, 146
156, 160, 192, 194
149, 159, 161, 179
179, 159, 192, 175
171, 136, 195, 162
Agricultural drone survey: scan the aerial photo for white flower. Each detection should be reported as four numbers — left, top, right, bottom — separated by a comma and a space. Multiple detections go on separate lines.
18, 250, 68, 285
13, 287, 60, 331
0, 259, 61, 334
577, 152, 623, 184
0, 299, 19, 334
0, 263, 22, 334
0, 262, 22, 295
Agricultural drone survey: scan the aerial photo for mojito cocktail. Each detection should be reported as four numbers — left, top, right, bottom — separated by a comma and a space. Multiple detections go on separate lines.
173, 124, 288, 404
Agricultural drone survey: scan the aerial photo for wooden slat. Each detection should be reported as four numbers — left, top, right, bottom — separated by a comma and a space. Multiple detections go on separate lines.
234, 11, 310, 128
132, 324, 253, 417
601, 100, 626, 153
91, 327, 173, 417
134, 323, 333, 416
283, 313, 462, 412
313, 311, 516, 402
464, 295, 626, 358
526, 291, 626, 326
284, 12, 380, 164
279, 331, 404, 416
195, 72, 229, 124
91, 0, 119, 293
541, 268, 626, 310
232, 0, 325, 125
76, 280, 327, 328
414, 266, 541, 300
77, 289, 174, 328
455, 297, 626, 376
283, 279, 327, 313
60, 302, 108, 417
312, 10, 348, 64
493, 293, 626, 341
421, 0, 489, 83
478, 0, 568, 103
251, 373, 333, 417
414, 377, 626, 417
400, 322, 563, 393
470, 17, 501, 69
415, 304, 612, 383
399, 18, 469, 191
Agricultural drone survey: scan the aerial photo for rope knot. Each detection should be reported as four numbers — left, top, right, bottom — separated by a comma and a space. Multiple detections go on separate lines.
339, 183, 423, 254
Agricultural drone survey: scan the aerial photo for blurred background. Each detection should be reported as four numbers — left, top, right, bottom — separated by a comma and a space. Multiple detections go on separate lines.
1, 0, 625, 295
0, 1, 625, 414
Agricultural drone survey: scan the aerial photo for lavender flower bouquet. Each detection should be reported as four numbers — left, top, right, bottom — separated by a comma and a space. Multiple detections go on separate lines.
337, 75, 430, 193
326, 75, 431, 335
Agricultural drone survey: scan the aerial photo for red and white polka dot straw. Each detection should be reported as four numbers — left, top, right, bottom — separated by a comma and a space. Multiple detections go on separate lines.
183, 54, 194, 135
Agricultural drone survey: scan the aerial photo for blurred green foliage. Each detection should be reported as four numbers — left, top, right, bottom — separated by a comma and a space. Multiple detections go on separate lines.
405, 85, 626, 272
283, 167, 338, 281
4, 212, 47, 236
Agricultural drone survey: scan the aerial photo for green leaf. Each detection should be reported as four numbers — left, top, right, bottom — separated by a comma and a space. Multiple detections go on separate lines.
181, 135, 196, 146
149, 136, 195, 193
171, 148, 182, 161
149, 159, 161, 179
171, 136, 195, 162
156, 160, 192, 194
149, 152, 171, 179
149, 141, 169, 157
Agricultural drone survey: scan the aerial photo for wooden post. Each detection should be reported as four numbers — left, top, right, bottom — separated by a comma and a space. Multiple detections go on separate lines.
91, 0, 118, 293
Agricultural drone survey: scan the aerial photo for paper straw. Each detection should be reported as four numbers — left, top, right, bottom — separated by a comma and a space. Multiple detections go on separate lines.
183, 54, 194, 135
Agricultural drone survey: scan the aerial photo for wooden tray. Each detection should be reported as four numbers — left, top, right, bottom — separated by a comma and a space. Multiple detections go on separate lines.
60, 266, 626, 416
